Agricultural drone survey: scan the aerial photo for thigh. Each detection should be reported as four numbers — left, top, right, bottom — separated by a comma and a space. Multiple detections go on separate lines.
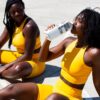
0, 50, 22, 64
0, 82, 38, 100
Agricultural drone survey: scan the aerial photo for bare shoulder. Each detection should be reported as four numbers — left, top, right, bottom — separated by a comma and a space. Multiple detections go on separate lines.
24, 19, 38, 29
63, 36, 77, 48
23, 18, 39, 36
84, 47, 100, 67
49, 36, 76, 54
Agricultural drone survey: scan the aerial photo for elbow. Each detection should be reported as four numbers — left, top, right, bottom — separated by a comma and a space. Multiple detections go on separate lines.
24, 54, 32, 60
38, 57, 46, 62
38, 53, 47, 62
93, 81, 100, 96
27, 57, 32, 60
38, 56, 46, 62
27, 55, 33, 60
38, 55, 47, 62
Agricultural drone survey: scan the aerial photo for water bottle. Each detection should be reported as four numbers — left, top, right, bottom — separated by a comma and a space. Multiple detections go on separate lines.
44, 22, 72, 41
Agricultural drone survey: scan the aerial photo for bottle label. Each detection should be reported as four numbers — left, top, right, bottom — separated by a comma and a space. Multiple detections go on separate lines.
58, 22, 72, 34
58, 26, 64, 34
58, 24, 66, 34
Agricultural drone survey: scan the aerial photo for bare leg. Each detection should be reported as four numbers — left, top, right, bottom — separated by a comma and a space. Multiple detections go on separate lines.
46, 93, 69, 100
0, 83, 38, 100
1, 62, 32, 80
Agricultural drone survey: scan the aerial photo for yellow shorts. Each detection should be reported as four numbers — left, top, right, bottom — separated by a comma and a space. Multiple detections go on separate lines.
0, 50, 45, 78
37, 84, 53, 100
37, 78, 82, 100
37, 79, 82, 100
53, 78, 82, 100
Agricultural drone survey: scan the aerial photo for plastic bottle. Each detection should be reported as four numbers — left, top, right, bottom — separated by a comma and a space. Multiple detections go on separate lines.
44, 22, 72, 41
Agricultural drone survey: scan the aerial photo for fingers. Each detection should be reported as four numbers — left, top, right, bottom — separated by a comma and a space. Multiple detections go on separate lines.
45, 24, 55, 31
0, 67, 5, 74
0, 65, 10, 74
44, 24, 56, 41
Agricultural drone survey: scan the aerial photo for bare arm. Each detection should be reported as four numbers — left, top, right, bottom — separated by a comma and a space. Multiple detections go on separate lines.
22, 19, 38, 60
0, 27, 9, 48
84, 48, 100, 95
39, 37, 76, 62
92, 49, 100, 95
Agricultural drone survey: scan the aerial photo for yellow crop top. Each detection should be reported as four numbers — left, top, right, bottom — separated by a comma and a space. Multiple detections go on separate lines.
61, 40, 92, 85
12, 18, 41, 53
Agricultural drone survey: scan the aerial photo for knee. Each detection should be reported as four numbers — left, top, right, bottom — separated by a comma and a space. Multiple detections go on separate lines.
2, 62, 32, 79
14, 62, 32, 73
3, 84, 16, 93
14, 64, 22, 72
0, 84, 16, 99
1, 64, 23, 78
12, 62, 30, 74
46, 93, 69, 100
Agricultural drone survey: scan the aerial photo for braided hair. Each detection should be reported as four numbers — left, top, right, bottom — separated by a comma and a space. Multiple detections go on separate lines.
3, 0, 25, 48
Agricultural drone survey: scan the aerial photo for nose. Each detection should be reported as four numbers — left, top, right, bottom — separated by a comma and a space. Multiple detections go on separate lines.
73, 21, 77, 26
71, 23, 75, 32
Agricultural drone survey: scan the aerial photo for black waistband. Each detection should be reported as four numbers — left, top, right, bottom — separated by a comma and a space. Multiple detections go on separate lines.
60, 74, 84, 90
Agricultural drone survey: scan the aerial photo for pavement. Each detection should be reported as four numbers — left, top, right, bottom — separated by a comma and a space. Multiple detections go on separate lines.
0, 0, 100, 99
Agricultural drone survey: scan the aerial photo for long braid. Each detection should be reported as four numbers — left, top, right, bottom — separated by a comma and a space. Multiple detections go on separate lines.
3, 10, 15, 48
3, 0, 25, 48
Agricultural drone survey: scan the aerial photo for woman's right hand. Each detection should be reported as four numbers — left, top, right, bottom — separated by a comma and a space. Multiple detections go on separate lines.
0, 63, 13, 75
44, 24, 56, 41
45, 24, 55, 31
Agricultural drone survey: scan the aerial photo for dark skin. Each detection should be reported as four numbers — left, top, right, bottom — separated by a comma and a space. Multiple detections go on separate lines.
0, 83, 38, 100
0, 13, 100, 100
46, 93, 69, 100
0, 3, 39, 80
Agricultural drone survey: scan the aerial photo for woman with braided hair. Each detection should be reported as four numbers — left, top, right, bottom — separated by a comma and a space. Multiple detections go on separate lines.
0, 0, 45, 81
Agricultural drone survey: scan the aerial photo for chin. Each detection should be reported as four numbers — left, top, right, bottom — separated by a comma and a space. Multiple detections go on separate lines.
71, 30, 75, 34
71, 32, 77, 36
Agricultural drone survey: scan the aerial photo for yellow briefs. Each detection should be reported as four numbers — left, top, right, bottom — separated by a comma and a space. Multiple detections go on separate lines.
37, 81, 82, 100
37, 84, 53, 100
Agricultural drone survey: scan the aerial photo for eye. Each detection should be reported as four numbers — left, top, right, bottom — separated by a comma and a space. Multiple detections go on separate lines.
78, 18, 84, 23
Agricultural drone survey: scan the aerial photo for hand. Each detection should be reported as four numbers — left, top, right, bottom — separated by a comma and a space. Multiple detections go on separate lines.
44, 24, 56, 41
0, 66, 5, 78
0, 64, 12, 74
0, 65, 7, 74
45, 24, 55, 31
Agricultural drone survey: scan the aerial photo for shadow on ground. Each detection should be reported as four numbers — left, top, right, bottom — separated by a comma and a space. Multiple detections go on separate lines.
83, 97, 100, 100
23, 64, 61, 83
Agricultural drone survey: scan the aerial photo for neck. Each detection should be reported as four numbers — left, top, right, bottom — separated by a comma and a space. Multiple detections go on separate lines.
76, 35, 84, 48
15, 14, 27, 26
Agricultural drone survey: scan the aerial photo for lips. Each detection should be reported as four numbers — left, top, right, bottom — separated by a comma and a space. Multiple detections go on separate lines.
71, 25, 75, 33
72, 25, 75, 30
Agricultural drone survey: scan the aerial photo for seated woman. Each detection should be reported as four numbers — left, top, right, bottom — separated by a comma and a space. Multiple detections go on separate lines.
0, 8, 100, 100
0, 0, 45, 81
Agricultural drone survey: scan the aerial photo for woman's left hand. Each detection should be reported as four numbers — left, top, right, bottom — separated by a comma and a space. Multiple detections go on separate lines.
0, 63, 12, 74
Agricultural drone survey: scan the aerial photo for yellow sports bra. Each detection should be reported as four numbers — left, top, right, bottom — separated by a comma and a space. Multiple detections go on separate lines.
12, 18, 41, 53
61, 40, 92, 84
